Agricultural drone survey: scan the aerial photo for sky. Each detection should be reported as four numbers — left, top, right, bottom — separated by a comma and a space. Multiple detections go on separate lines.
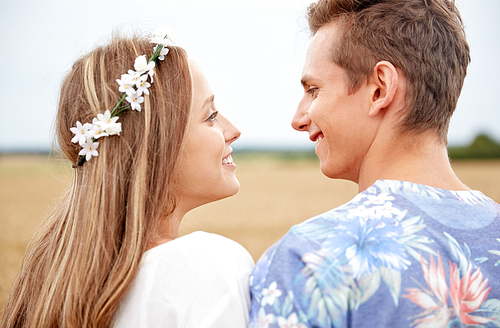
1, 0, 499, 152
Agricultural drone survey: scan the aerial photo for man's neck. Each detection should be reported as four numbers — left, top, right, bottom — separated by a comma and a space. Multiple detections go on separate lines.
357, 130, 469, 192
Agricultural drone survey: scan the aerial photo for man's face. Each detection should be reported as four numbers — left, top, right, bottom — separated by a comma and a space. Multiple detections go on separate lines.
292, 22, 379, 182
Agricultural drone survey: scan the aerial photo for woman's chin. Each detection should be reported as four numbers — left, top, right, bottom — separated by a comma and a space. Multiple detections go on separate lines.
220, 179, 240, 199
183, 179, 239, 211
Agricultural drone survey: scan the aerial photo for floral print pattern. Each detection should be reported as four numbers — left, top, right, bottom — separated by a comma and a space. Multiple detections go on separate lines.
404, 253, 493, 327
250, 180, 500, 328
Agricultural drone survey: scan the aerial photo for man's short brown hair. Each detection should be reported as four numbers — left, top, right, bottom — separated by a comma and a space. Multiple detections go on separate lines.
307, 0, 470, 143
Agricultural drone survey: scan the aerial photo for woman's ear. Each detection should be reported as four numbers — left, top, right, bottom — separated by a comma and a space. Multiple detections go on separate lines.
368, 61, 398, 117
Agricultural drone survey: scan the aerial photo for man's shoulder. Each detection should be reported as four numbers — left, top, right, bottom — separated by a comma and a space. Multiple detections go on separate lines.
286, 189, 369, 240
260, 179, 452, 259
258, 195, 362, 265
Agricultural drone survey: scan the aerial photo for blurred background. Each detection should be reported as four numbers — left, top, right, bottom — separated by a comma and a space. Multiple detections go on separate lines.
1, 0, 499, 152
1, 0, 499, 310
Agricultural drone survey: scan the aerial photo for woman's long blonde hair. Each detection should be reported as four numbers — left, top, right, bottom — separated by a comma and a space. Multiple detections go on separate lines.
1, 35, 192, 327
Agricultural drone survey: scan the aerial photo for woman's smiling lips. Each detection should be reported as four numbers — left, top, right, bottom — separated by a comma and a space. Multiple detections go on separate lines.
222, 153, 235, 166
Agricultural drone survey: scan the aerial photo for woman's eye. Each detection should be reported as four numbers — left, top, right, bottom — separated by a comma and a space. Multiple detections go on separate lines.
207, 110, 218, 122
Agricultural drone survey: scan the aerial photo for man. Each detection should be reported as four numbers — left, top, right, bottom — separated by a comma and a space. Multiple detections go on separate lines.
249, 0, 500, 327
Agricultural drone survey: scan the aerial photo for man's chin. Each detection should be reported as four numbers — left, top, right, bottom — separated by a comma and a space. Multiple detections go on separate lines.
320, 160, 355, 182
319, 161, 336, 179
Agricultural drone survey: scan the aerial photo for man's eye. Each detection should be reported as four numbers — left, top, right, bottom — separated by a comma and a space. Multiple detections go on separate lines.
307, 87, 318, 97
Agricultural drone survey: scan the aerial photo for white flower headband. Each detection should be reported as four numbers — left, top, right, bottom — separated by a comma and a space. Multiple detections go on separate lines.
70, 28, 174, 167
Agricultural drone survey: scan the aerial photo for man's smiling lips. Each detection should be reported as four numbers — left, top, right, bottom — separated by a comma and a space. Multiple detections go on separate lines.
315, 134, 324, 147
310, 131, 324, 147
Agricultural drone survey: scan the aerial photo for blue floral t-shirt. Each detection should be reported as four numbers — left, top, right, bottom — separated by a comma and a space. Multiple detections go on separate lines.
249, 180, 500, 328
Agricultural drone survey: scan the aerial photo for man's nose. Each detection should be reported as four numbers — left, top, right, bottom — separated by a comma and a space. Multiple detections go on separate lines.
291, 99, 311, 131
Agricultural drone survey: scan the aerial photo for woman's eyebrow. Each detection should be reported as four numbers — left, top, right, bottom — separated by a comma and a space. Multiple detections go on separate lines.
203, 95, 215, 108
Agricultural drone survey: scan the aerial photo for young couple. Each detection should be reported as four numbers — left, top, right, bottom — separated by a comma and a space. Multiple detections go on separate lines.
3, 0, 500, 327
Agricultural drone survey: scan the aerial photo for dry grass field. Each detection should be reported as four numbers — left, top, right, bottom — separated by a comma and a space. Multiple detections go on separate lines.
1, 153, 499, 311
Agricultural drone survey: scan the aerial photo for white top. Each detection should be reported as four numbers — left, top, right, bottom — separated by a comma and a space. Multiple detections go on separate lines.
113, 231, 255, 328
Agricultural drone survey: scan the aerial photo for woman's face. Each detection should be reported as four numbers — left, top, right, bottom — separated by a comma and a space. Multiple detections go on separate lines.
175, 61, 241, 212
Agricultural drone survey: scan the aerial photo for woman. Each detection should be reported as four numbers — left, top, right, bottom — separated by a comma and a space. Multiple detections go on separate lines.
1, 30, 254, 327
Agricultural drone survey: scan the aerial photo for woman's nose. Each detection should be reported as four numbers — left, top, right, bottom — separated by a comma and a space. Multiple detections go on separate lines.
222, 115, 241, 143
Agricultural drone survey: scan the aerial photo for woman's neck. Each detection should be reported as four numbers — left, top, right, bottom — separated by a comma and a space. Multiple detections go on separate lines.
146, 207, 186, 250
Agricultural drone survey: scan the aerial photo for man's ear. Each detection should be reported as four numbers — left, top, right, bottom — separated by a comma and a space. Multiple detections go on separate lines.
368, 61, 398, 117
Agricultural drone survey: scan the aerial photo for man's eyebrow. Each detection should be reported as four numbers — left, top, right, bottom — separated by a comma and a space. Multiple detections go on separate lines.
301, 75, 313, 88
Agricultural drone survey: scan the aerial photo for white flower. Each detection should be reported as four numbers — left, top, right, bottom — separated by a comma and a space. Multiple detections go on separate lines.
91, 124, 109, 139
256, 308, 274, 328
126, 94, 144, 111
93, 110, 119, 129
372, 202, 403, 219
150, 36, 170, 47
105, 122, 122, 136
92, 110, 121, 137
364, 193, 395, 205
124, 88, 138, 101
150, 27, 175, 47
261, 281, 282, 306
134, 55, 155, 74
153, 26, 169, 39
116, 74, 136, 96
347, 205, 376, 220
154, 44, 170, 61
277, 313, 306, 328
135, 75, 151, 96
78, 138, 99, 161
126, 70, 143, 84
70, 121, 94, 146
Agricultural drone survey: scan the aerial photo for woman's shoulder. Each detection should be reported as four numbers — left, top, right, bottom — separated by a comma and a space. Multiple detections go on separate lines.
167, 231, 249, 252
143, 231, 254, 272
